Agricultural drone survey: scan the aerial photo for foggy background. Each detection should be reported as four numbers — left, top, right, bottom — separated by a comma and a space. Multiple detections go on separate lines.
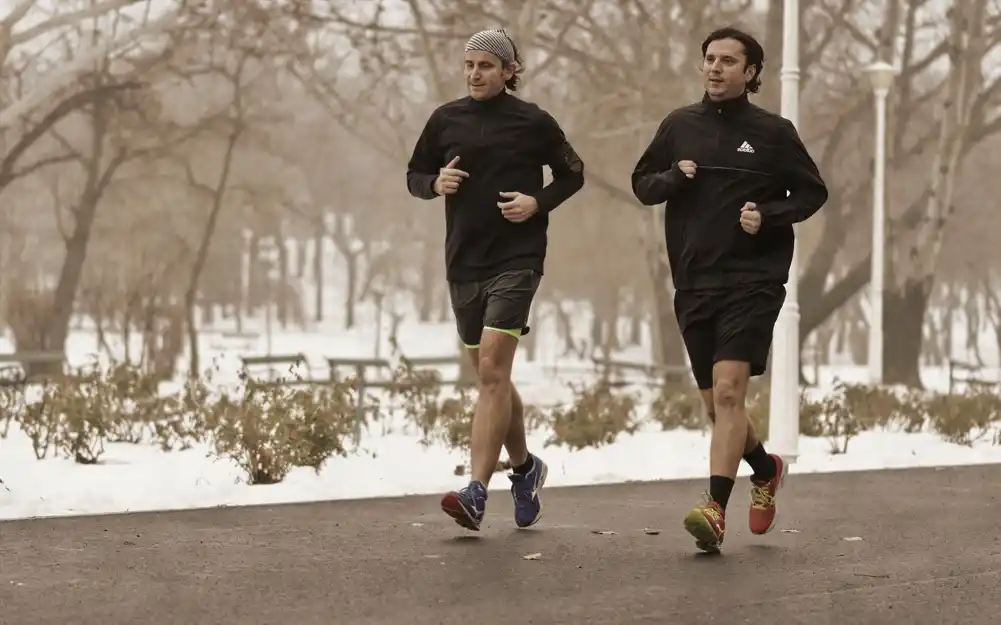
1, 0, 999, 390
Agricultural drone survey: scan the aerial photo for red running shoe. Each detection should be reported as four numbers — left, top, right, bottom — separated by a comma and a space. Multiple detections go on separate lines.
749, 454, 788, 535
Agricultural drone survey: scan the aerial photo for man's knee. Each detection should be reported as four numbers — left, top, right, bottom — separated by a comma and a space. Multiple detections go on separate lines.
712, 361, 750, 413
477, 331, 517, 388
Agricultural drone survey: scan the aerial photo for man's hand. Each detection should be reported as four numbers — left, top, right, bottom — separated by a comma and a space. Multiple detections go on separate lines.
740, 202, 761, 235
434, 156, 469, 195
676, 160, 697, 179
498, 191, 539, 222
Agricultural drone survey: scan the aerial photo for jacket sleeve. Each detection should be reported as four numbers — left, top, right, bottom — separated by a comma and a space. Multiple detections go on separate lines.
533, 111, 585, 213
631, 114, 689, 206
406, 109, 444, 200
757, 118, 828, 227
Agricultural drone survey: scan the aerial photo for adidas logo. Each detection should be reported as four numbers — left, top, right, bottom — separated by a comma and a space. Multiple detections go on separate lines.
737, 141, 755, 153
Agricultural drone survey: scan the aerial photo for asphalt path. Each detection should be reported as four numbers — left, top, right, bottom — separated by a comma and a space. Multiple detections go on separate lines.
2, 463, 999, 625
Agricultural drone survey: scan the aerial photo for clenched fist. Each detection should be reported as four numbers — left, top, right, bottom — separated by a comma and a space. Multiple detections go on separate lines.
676, 160, 697, 179
740, 202, 761, 235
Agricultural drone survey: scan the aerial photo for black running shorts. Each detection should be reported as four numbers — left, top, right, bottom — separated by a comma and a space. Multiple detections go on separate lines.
448, 269, 541, 348
674, 283, 787, 390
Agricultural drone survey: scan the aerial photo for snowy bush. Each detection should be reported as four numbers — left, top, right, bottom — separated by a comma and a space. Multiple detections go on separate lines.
13, 368, 111, 464
388, 363, 518, 476
202, 371, 358, 484
389, 364, 450, 443
926, 389, 1001, 446
388, 363, 494, 450
648, 379, 705, 431
545, 378, 640, 451
0, 384, 24, 437
101, 362, 163, 444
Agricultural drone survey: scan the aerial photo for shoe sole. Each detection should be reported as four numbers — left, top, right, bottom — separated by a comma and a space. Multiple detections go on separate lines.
751, 456, 789, 536
683, 509, 722, 554
441, 492, 482, 531
514, 462, 549, 529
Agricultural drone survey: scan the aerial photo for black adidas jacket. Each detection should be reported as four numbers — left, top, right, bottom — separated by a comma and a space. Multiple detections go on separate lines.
406, 91, 585, 282
631, 92, 828, 291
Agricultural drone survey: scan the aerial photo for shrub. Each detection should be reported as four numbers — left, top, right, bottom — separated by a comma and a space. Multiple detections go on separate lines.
101, 362, 162, 444
545, 378, 640, 451
0, 384, 25, 437
387, 363, 510, 475
17, 381, 61, 459
818, 381, 868, 454
390, 364, 447, 444
839, 383, 906, 430
925, 388, 1001, 446
204, 372, 357, 485
521, 402, 550, 433
798, 390, 825, 437
648, 379, 706, 431
13, 370, 111, 464
50, 372, 111, 464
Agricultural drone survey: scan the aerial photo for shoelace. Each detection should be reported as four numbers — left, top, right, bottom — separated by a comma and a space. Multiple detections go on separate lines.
750, 483, 776, 508
510, 474, 535, 502
698, 492, 724, 521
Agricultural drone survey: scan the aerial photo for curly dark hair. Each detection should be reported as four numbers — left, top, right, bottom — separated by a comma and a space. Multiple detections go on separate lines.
701, 26, 765, 93
503, 33, 525, 92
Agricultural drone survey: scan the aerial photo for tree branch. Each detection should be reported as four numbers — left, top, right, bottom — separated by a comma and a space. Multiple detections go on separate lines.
0, 80, 142, 190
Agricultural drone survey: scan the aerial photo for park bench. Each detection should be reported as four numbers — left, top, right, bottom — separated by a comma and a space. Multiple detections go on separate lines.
591, 356, 691, 387
326, 357, 394, 443
0, 351, 67, 386
398, 354, 474, 388
947, 358, 997, 394
239, 353, 313, 382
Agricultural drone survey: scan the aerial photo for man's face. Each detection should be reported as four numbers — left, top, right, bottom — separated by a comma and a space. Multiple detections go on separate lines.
702, 38, 756, 101
464, 50, 513, 100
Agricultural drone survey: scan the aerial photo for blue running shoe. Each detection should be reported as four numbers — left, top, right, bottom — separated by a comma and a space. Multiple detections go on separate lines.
441, 480, 487, 531
508, 454, 548, 528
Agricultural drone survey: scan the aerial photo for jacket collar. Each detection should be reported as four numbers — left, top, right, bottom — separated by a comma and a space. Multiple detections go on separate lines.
467, 89, 510, 110
700, 91, 750, 116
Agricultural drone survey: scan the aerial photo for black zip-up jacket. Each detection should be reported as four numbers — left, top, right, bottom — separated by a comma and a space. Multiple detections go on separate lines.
406, 91, 585, 282
631, 92, 828, 291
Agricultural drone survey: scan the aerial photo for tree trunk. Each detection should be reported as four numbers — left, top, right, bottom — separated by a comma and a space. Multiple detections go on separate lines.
32, 109, 124, 376
313, 227, 323, 322
883, 278, 930, 387
883, 0, 983, 386
184, 120, 243, 378
343, 250, 357, 329
417, 243, 437, 322
277, 231, 289, 329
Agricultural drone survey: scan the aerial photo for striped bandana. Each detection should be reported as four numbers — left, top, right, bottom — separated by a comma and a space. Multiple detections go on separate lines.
464, 29, 516, 66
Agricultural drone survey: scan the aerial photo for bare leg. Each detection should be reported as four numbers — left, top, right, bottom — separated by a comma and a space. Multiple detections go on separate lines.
465, 347, 528, 468
469, 330, 520, 486
698, 388, 760, 455
709, 361, 751, 482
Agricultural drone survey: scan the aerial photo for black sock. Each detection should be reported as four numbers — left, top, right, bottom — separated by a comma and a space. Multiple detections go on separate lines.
743, 442, 777, 482
512, 456, 534, 475
709, 475, 735, 510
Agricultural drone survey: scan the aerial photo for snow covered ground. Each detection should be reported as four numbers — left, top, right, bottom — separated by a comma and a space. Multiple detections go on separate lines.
2, 309, 1000, 522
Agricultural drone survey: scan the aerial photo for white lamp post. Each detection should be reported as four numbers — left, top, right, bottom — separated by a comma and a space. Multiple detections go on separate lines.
768, 0, 802, 463
864, 61, 896, 385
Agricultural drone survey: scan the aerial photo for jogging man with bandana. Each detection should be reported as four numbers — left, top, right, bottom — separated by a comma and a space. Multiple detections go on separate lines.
406, 29, 585, 531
